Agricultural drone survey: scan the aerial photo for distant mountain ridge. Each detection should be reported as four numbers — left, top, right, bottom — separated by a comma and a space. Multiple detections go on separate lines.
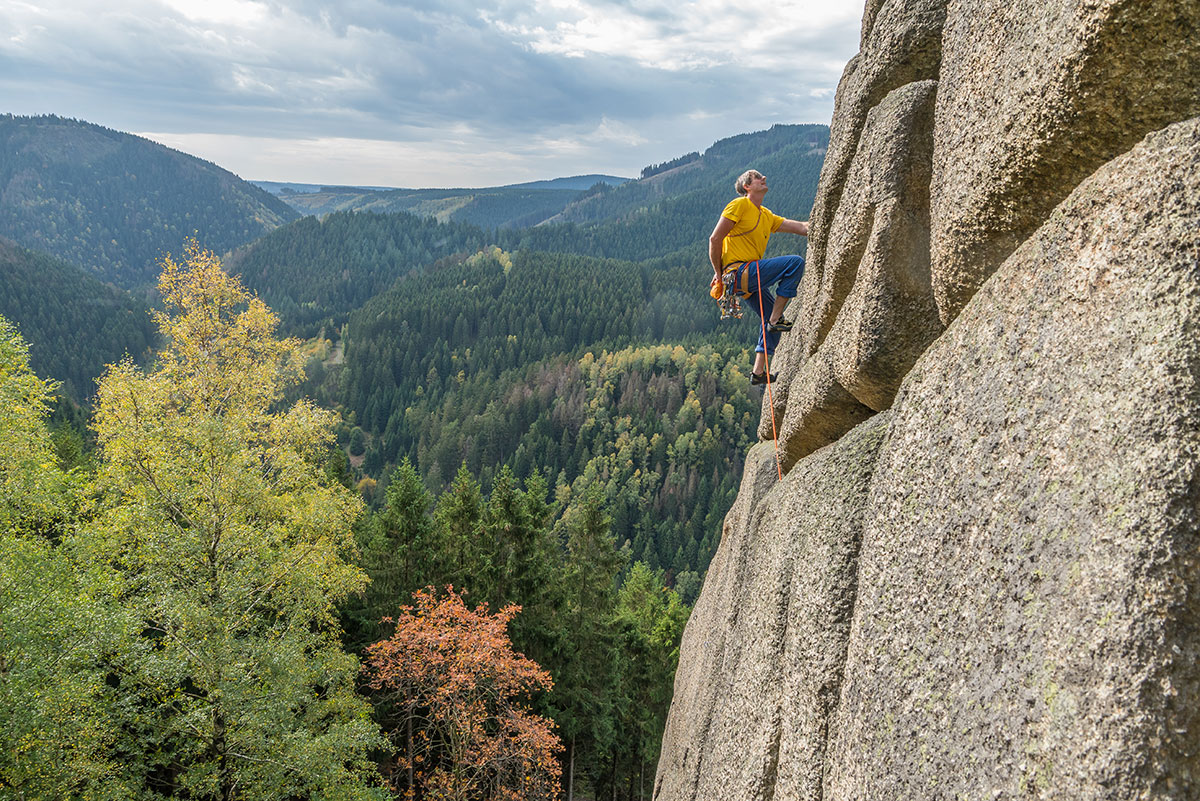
546, 123, 829, 227
256, 174, 629, 229
0, 114, 299, 288
252, 124, 829, 234
253, 174, 627, 196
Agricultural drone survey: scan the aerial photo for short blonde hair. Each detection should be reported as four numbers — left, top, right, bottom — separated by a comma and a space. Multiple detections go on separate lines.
735, 169, 763, 196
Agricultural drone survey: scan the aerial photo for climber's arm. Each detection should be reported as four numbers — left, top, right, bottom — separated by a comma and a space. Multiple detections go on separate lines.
709, 215, 736, 276
777, 218, 811, 236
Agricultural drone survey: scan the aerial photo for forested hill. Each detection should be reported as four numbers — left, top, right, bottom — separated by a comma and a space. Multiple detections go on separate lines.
332, 247, 762, 584
0, 237, 155, 399
0, 114, 299, 288
545, 123, 828, 226
226, 211, 491, 338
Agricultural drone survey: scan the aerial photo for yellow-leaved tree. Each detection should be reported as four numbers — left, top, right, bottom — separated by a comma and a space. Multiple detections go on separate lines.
89, 241, 384, 799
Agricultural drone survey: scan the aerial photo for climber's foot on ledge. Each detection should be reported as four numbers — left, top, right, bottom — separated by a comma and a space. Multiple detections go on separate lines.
751, 371, 777, 386
767, 317, 794, 333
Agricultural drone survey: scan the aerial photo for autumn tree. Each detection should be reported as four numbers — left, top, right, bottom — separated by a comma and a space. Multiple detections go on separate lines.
88, 242, 383, 799
364, 588, 562, 801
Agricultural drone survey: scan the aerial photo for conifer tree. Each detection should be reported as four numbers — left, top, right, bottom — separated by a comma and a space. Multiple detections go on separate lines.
612, 561, 690, 798
556, 482, 624, 800
487, 467, 564, 671
433, 464, 493, 600
343, 457, 438, 652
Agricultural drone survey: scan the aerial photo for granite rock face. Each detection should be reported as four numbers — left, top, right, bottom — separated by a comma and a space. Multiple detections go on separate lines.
761, 80, 941, 453
773, 351, 874, 472
655, 417, 890, 801
828, 116, 1200, 801
930, 0, 1200, 324
657, 0, 1200, 796
823, 79, 943, 412
801, 0, 947, 355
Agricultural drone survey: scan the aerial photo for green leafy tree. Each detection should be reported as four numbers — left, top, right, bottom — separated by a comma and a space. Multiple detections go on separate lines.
0, 316, 128, 799
0, 316, 71, 536
88, 242, 383, 799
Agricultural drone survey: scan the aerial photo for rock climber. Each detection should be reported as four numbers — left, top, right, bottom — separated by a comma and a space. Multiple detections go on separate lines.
709, 169, 809, 385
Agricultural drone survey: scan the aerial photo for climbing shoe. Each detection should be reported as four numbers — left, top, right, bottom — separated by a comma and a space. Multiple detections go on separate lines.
767, 317, 794, 333
750, 371, 777, 386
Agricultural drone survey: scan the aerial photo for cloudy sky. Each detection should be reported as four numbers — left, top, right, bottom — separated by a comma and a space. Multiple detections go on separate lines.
1, 0, 862, 187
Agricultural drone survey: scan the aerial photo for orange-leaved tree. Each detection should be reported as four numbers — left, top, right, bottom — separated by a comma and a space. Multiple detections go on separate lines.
363, 587, 562, 801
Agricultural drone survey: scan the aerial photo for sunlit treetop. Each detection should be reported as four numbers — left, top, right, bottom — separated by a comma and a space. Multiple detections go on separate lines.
0, 315, 68, 535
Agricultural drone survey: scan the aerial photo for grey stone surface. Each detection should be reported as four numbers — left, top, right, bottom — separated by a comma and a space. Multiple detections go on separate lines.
801, 0, 947, 355
652, 442, 786, 801
773, 350, 874, 471
823, 80, 944, 411
930, 0, 1200, 325
826, 118, 1200, 800
663, 0, 1200, 795
654, 416, 891, 801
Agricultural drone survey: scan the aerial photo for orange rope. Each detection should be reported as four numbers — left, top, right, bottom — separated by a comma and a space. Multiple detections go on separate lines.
752, 261, 783, 481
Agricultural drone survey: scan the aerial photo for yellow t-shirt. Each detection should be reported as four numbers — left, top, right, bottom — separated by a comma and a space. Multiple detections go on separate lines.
720, 196, 785, 267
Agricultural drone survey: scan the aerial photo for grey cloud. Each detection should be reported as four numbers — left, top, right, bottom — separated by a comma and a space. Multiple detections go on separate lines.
0, 0, 857, 183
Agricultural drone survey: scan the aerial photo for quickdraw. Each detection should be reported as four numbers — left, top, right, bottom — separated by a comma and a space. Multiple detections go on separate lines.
717, 267, 743, 320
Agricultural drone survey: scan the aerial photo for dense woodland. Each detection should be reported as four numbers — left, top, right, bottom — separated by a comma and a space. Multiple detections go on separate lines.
0, 119, 827, 799
0, 114, 297, 287
0, 237, 156, 399
336, 249, 757, 584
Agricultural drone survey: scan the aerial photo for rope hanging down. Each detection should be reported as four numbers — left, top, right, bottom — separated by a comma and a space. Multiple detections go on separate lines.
753, 262, 784, 481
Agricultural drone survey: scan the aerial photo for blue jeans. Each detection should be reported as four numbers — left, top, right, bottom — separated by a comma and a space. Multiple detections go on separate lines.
738, 255, 805, 354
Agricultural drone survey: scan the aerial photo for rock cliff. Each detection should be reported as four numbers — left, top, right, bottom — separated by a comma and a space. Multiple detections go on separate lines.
655, 1, 1200, 798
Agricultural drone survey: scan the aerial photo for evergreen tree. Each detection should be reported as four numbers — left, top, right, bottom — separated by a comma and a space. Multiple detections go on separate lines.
609, 562, 690, 800
487, 468, 564, 672
343, 457, 438, 652
556, 482, 624, 801
432, 464, 493, 600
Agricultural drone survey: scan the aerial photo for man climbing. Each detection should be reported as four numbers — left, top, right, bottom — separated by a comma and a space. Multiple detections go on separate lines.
709, 169, 809, 385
